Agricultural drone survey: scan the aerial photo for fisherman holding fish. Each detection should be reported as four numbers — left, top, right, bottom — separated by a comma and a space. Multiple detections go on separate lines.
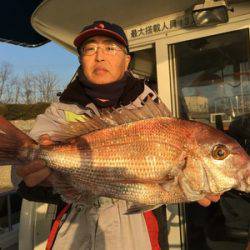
2, 20, 248, 250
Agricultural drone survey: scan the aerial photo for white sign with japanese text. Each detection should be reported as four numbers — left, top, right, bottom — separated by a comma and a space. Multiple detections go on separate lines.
126, 13, 194, 40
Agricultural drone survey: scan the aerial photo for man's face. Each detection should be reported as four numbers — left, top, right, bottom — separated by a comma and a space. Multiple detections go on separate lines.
80, 36, 131, 84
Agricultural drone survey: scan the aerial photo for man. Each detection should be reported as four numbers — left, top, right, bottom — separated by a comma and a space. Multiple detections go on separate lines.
16, 20, 220, 249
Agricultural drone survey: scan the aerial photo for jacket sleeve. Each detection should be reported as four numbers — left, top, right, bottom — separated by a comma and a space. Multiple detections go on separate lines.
29, 102, 67, 141
17, 181, 65, 205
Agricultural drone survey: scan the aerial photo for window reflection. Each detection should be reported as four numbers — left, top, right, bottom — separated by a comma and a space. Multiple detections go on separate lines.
176, 30, 250, 129
174, 29, 250, 249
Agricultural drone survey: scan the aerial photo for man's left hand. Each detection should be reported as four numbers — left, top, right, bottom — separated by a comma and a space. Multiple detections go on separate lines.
198, 195, 221, 207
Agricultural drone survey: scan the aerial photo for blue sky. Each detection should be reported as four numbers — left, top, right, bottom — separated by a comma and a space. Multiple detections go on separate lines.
0, 41, 79, 90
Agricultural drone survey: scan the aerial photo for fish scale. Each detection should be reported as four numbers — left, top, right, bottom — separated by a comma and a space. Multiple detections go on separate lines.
0, 99, 249, 211
71, 174, 187, 205
39, 118, 186, 183
37, 116, 250, 204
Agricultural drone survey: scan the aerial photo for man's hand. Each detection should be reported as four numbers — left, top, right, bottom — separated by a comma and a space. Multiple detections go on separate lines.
198, 195, 221, 207
16, 134, 53, 187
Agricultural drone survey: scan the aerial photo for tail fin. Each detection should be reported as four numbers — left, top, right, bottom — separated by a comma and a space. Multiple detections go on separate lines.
0, 116, 37, 165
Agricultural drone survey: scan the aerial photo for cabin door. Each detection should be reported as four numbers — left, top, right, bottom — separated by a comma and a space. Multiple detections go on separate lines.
170, 28, 250, 250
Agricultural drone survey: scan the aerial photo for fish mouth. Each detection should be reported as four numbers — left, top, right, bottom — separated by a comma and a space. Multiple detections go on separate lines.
245, 162, 250, 192
236, 162, 250, 192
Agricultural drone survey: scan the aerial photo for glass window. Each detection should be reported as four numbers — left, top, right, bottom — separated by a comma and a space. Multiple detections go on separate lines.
172, 29, 250, 250
130, 47, 157, 92
175, 30, 250, 130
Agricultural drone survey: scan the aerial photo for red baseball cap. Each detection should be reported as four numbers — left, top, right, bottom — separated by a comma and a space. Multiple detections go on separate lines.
74, 20, 129, 52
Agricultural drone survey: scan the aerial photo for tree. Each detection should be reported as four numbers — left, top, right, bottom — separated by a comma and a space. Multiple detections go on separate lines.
11, 76, 21, 104
0, 62, 12, 102
0, 61, 61, 104
35, 70, 59, 103
22, 73, 36, 104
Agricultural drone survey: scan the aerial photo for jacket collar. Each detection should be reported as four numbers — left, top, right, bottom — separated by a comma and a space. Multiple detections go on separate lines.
59, 68, 145, 108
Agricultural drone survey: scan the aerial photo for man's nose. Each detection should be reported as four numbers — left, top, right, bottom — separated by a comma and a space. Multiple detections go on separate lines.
95, 47, 105, 61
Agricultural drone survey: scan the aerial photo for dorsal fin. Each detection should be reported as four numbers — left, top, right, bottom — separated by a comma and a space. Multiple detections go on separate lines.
51, 98, 171, 141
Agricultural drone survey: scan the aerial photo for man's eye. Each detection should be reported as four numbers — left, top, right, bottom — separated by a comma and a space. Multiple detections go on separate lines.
85, 46, 96, 51
106, 45, 116, 51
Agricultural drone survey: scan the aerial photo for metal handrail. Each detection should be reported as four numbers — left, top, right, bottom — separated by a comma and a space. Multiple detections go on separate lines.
0, 190, 16, 197
214, 93, 250, 115
0, 190, 16, 232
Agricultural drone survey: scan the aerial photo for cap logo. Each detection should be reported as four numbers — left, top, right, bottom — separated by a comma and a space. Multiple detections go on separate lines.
97, 23, 105, 29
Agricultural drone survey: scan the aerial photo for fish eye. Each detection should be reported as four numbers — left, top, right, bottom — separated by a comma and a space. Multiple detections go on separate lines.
212, 144, 230, 160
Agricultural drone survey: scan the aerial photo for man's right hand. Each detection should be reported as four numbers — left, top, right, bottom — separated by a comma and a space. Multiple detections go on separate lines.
16, 134, 53, 187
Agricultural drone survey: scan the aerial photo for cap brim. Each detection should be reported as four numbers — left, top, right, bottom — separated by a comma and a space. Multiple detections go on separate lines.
74, 28, 128, 48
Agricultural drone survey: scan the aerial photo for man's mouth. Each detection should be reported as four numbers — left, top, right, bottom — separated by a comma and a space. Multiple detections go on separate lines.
94, 67, 108, 74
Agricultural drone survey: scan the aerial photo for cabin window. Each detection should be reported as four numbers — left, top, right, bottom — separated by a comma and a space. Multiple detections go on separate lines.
171, 29, 250, 249
175, 29, 250, 130
130, 46, 157, 92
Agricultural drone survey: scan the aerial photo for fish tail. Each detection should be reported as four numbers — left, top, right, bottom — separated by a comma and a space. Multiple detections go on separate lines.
0, 116, 37, 165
